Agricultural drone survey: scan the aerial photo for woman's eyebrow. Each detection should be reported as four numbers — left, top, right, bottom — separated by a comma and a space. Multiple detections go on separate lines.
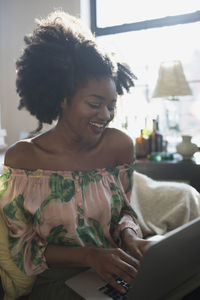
89, 94, 117, 102
88, 94, 105, 101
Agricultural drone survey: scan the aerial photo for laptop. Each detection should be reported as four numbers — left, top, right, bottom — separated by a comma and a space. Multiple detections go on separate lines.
65, 217, 200, 300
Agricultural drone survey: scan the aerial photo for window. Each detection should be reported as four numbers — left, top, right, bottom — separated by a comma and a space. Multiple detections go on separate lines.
94, 0, 200, 29
90, 1, 200, 149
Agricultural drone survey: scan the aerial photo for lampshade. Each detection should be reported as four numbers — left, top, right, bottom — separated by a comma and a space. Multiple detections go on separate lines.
152, 60, 192, 98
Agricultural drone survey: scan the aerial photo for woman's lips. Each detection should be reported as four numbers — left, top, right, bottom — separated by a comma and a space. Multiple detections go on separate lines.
88, 122, 105, 135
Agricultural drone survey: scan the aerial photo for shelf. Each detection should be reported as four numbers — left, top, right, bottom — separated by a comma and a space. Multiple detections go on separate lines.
134, 154, 200, 192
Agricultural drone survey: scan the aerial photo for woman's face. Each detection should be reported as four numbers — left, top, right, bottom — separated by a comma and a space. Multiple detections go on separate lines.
60, 76, 117, 148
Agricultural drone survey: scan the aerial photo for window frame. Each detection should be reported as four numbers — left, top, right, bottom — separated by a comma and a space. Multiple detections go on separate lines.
90, 0, 200, 36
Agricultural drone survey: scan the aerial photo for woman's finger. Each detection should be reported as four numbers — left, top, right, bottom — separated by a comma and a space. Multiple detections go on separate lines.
115, 263, 137, 284
129, 247, 143, 260
119, 246, 142, 263
104, 274, 127, 294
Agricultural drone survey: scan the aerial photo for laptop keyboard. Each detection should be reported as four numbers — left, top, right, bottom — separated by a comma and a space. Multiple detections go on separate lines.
99, 278, 130, 300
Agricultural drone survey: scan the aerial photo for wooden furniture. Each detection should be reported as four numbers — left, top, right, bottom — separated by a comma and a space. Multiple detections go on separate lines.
134, 153, 200, 193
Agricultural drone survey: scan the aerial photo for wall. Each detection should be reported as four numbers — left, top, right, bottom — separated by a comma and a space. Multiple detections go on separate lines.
0, 0, 84, 146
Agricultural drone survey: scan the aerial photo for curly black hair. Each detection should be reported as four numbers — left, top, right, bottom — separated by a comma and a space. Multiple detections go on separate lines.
16, 10, 136, 132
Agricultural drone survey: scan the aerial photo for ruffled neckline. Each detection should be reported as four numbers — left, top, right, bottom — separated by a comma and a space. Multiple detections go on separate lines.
3, 162, 134, 177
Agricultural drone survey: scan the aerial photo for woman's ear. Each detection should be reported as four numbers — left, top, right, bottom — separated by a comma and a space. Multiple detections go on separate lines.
60, 98, 67, 110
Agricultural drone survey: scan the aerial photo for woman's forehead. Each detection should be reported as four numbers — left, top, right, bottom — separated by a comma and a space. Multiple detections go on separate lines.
79, 77, 117, 95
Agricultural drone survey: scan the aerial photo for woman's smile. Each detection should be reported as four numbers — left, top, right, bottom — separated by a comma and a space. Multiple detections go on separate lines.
88, 121, 106, 135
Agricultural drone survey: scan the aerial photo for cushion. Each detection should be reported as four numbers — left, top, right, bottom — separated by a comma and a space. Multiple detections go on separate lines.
0, 210, 36, 300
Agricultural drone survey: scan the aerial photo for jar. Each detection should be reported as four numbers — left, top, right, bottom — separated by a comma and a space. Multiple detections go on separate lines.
176, 135, 199, 160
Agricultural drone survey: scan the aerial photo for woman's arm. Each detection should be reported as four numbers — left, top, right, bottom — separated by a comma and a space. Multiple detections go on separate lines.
45, 244, 139, 294
108, 130, 153, 258
44, 244, 91, 268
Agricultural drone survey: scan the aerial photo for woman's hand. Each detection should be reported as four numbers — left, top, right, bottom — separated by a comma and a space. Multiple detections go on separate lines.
121, 228, 153, 260
86, 247, 139, 294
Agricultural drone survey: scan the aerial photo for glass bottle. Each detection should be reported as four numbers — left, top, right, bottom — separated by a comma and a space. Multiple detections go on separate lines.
136, 129, 149, 158
142, 117, 150, 139
149, 119, 163, 153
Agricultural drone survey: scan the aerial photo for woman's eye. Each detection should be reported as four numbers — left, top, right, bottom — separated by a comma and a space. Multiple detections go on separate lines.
88, 103, 101, 109
107, 105, 116, 112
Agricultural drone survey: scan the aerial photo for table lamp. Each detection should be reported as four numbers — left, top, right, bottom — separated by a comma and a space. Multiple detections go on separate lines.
152, 60, 192, 135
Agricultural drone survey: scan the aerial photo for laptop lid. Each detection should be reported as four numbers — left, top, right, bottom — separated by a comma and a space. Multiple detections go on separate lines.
128, 216, 200, 300
65, 217, 200, 300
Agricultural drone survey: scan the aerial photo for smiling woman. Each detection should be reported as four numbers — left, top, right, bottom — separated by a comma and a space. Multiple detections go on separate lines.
0, 9, 152, 300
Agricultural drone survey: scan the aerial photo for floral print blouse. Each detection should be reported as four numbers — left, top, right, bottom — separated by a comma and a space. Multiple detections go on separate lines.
0, 162, 141, 276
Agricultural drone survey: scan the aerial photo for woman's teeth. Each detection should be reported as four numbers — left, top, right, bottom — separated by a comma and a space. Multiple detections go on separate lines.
89, 122, 104, 128
88, 122, 105, 135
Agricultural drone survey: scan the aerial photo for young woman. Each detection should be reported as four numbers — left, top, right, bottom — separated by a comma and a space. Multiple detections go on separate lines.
0, 11, 151, 299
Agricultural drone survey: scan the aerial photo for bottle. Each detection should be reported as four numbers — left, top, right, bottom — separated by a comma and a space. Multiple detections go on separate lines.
135, 129, 149, 158
149, 119, 163, 153
142, 117, 150, 139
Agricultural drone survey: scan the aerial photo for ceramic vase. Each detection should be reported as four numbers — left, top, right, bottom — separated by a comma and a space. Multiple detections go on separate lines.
176, 135, 198, 160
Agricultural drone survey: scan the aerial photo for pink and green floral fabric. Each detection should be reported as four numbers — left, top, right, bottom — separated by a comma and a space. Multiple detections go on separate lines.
0, 163, 140, 276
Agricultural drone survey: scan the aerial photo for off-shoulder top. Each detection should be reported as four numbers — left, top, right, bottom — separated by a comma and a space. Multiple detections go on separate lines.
0, 162, 141, 276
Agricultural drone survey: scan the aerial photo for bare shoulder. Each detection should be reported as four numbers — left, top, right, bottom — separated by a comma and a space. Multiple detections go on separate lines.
104, 128, 134, 165
4, 139, 35, 169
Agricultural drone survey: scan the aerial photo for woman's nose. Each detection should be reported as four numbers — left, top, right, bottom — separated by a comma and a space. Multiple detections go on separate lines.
97, 105, 111, 121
